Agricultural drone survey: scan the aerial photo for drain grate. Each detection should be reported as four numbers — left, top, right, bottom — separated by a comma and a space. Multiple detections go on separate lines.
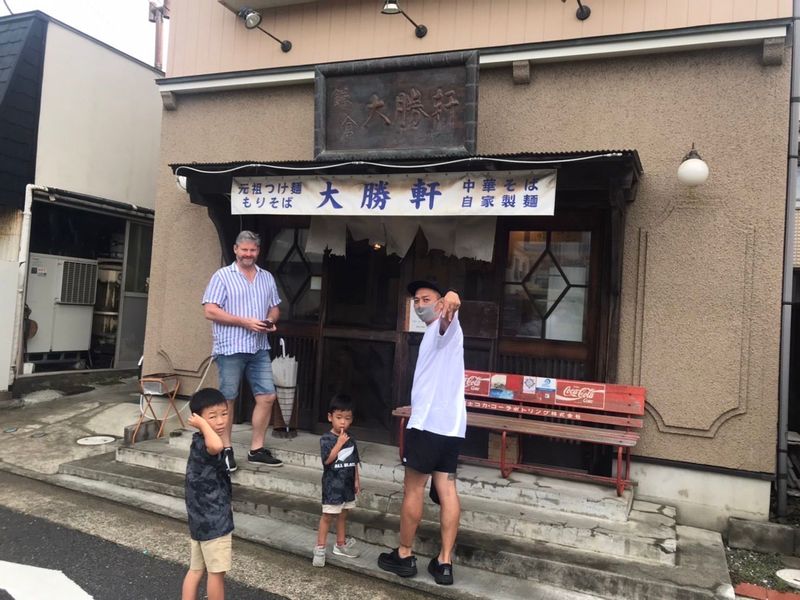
76, 435, 116, 446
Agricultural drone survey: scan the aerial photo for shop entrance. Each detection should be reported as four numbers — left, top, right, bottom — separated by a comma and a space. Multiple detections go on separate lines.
185, 150, 641, 468
255, 210, 607, 454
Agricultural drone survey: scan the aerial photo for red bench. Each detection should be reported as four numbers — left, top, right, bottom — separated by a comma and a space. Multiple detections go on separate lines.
392, 370, 646, 496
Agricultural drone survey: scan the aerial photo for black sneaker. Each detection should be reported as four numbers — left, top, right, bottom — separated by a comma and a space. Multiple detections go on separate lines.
247, 447, 283, 467
377, 548, 417, 578
428, 557, 454, 585
222, 447, 237, 473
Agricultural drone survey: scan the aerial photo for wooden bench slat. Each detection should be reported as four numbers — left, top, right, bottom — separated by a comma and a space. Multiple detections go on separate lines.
466, 413, 640, 447
464, 399, 644, 428
392, 407, 639, 447
463, 370, 646, 417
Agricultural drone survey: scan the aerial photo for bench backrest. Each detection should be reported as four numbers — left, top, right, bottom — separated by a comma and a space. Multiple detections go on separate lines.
463, 370, 646, 429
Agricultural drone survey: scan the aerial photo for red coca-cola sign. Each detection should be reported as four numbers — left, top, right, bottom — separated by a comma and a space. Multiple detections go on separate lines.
555, 381, 606, 409
464, 370, 491, 396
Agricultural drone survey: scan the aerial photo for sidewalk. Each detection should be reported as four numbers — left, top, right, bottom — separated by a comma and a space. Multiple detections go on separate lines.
0, 375, 141, 476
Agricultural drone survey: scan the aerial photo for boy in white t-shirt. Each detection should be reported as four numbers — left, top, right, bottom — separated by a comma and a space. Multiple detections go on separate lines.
378, 280, 464, 586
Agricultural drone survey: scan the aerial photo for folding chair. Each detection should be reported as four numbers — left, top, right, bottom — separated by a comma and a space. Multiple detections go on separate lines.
131, 372, 184, 444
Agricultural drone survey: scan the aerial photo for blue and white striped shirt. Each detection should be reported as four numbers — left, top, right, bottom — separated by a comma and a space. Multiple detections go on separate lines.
202, 263, 281, 356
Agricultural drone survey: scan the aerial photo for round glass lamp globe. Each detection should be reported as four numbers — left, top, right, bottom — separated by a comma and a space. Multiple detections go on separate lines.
244, 11, 261, 29
677, 157, 709, 186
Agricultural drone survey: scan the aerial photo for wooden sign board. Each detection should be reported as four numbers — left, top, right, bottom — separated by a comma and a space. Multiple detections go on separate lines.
315, 51, 478, 160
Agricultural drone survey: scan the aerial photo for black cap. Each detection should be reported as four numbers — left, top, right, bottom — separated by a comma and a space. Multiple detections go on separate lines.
407, 279, 443, 296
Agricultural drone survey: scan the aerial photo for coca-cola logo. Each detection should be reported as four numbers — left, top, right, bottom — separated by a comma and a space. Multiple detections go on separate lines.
464, 375, 488, 388
561, 386, 597, 400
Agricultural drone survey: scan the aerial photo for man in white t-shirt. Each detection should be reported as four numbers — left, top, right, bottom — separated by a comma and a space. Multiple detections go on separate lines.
378, 280, 464, 586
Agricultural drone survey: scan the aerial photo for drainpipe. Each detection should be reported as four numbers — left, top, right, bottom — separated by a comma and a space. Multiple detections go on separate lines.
777, 1, 800, 518
9, 184, 48, 388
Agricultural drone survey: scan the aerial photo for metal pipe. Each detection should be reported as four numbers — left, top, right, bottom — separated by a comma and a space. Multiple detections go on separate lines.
777, 0, 800, 518
9, 184, 49, 387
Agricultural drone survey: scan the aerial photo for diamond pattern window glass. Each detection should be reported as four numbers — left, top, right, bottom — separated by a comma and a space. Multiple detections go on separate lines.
265, 228, 322, 322
503, 230, 591, 342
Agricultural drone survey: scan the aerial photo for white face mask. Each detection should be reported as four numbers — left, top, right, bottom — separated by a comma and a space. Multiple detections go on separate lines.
414, 303, 439, 323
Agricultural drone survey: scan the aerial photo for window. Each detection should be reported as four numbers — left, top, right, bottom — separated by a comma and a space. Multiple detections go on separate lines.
503, 230, 591, 342
265, 228, 322, 322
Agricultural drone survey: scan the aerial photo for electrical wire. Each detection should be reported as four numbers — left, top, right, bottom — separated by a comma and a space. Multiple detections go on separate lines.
174, 152, 624, 176
2, 0, 13, 14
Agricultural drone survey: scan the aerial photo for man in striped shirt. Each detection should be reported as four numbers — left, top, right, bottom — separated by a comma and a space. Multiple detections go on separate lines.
202, 230, 283, 471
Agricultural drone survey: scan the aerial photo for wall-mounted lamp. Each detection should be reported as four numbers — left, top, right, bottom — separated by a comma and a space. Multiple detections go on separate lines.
381, 1, 427, 38
562, 0, 591, 21
677, 143, 710, 186
237, 7, 292, 52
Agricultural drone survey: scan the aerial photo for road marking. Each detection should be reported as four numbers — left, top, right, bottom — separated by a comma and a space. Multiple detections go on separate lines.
0, 560, 92, 599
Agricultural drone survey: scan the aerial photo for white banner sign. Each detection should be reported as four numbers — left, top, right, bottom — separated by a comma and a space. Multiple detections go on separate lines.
230, 170, 556, 216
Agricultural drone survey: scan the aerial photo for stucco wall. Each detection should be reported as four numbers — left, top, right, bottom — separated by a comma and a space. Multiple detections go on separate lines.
146, 44, 789, 473
143, 85, 312, 381
35, 22, 162, 208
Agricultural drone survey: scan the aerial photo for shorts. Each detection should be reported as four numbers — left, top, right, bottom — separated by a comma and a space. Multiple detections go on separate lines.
402, 427, 462, 475
189, 533, 232, 573
322, 500, 357, 514
215, 349, 275, 399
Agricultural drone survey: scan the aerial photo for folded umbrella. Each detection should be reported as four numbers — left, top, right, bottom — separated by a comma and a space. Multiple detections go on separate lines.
272, 338, 298, 431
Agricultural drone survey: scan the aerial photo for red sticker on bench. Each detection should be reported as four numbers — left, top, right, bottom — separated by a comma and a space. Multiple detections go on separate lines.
555, 381, 606, 409
464, 371, 491, 395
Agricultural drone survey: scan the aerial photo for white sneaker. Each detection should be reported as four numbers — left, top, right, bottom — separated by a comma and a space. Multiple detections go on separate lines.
333, 541, 360, 558
312, 545, 326, 567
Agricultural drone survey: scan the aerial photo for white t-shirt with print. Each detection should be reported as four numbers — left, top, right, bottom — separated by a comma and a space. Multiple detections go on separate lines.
407, 312, 466, 438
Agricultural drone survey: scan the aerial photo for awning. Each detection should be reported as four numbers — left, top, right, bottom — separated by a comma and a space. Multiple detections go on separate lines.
171, 150, 642, 261
33, 188, 154, 222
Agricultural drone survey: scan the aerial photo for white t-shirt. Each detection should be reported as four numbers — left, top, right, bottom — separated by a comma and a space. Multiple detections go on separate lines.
407, 312, 466, 438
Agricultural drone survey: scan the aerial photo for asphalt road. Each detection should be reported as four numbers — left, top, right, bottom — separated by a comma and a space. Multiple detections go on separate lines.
0, 504, 277, 600
0, 470, 427, 600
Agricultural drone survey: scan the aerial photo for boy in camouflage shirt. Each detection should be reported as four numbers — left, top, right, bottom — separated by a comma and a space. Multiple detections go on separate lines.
182, 388, 234, 600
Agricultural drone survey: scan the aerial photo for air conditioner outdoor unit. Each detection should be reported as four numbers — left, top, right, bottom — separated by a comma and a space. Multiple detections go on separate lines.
26, 253, 98, 354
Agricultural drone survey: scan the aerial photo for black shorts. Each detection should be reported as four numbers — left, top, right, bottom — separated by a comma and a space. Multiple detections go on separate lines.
402, 428, 462, 474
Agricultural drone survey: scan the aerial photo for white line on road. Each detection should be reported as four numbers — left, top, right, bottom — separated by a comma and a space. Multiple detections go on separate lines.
0, 560, 92, 599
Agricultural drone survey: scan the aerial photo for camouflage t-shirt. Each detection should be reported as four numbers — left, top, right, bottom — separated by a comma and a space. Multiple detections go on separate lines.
185, 432, 234, 541
320, 432, 359, 505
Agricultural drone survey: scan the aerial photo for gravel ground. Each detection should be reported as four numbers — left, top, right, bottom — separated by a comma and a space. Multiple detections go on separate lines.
726, 547, 793, 592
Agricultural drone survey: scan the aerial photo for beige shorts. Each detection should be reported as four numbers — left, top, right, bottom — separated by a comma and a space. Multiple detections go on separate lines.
189, 533, 232, 573
322, 500, 357, 514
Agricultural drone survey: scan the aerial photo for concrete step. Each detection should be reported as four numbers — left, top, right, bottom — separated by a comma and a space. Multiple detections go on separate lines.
56, 453, 733, 600
118, 438, 676, 566
171, 428, 635, 522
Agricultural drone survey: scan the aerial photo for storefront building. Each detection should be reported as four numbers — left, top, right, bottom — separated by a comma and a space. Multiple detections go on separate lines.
145, 0, 794, 530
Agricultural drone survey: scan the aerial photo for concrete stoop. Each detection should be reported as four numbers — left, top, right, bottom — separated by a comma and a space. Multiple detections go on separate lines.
175, 430, 636, 522
115, 438, 676, 566
57, 452, 733, 600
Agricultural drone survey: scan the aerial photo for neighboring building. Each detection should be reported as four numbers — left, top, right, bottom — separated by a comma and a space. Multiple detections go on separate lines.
145, 0, 794, 531
0, 11, 163, 397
